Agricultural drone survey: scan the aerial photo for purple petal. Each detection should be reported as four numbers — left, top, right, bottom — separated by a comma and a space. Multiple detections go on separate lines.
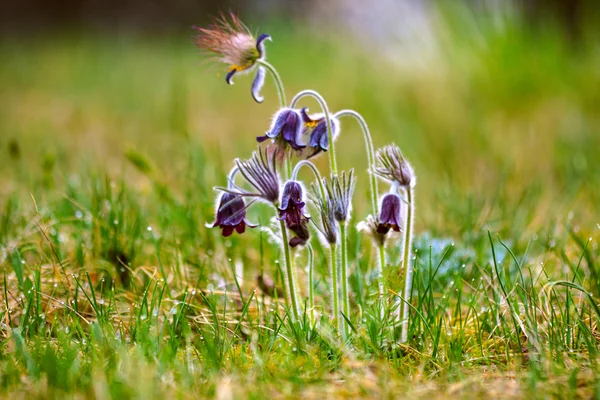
256, 34, 271, 58
251, 66, 266, 103
256, 135, 270, 143
267, 109, 290, 139
289, 237, 305, 247
226, 69, 237, 85
222, 226, 234, 237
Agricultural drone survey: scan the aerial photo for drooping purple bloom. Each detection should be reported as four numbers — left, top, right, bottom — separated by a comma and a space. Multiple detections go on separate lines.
301, 109, 340, 158
278, 181, 310, 247
210, 192, 257, 237
376, 193, 403, 235
257, 108, 306, 151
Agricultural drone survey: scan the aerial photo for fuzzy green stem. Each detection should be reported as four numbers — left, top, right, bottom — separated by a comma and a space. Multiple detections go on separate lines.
276, 208, 300, 322
307, 244, 315, 327
257, 59, 286, 108
329, 242, 340, 333
333, 110, 379, 216
340, 223, 350, 338
400, 186, 415, 343
292, 160, 326, 201
334, 110, 386, 294
290, 90, 337, 176
227, 167, 239, 189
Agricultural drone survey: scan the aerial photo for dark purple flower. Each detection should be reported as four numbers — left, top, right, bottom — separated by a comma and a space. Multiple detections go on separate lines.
210, 193, 257, 237
301, 109, 340, 158
278, 181, 310, 247
376, 193, 403, 235
257, 108, 306, 151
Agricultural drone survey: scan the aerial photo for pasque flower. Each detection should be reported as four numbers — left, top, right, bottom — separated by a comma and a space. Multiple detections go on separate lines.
325, 170, 355, 222
193, 13, 271, 102
210, 192, 257, 237
232, 149, 280, 203
374, 145, 415, 187
300, 109, 340, 158
376, 193, 403, 234
279, 181, 310, 247
312, 181, 338, 245
257, 108, 306, 151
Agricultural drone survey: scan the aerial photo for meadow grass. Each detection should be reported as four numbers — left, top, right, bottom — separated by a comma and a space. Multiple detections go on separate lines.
1, 8, 600, 398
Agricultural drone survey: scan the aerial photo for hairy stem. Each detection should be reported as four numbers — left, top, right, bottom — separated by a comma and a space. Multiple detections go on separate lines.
292, 160, 326, 201
333, 110, 379, 216
276, 208, 300, 322
290, 90, 337, 176
257, 59, 286, 108
400, 186, 415, 343
329, 242, 340, 333
334, 110, 386, 290
307, 244, 315, 327
340, 223, 350, 338
227, 167, 239, 189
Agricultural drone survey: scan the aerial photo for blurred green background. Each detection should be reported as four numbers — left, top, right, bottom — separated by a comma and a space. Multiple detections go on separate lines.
0, 1, 599, 259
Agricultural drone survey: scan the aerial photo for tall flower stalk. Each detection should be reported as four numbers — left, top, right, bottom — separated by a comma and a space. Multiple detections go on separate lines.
374, 145, 416, 343
334, 109, 385, 294
400, 185, 415, 343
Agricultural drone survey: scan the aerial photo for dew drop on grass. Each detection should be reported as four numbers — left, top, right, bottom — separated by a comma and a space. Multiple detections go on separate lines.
292, 347, 297, 352
153, 308, 159, 317
191, 290, 196, 295
147, 226, 153, 232
274, 260, 279, 264
65, 327, 69, 333
113, 219, 119, 225
54, 283, 58, 288
99, 299, 105, 305
75, 210, 83, 219
21, 260, 25, 265
140, 314, 147, 321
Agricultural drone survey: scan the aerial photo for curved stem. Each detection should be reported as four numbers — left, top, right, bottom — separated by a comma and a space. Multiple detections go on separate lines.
340, 223, 350, 339
307, 244, 315, 327
329, 242, 340, 334
276, 208, 300, 322
400, 186, 415, 343
334, 110, 385, 296
227, 167, 239, 189
290, 90, 337, 176
334, 110, 379, 217
257, 59, 286, 108
292, 160, 327, 201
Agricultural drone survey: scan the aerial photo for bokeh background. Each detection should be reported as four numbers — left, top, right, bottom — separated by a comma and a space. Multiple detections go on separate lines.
1, 0, 599, 257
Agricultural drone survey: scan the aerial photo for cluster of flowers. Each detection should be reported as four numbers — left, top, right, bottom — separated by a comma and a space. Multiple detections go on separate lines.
194, 14, 416, 341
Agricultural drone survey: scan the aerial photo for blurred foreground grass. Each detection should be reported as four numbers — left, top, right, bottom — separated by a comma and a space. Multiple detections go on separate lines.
1, 7, 600, 398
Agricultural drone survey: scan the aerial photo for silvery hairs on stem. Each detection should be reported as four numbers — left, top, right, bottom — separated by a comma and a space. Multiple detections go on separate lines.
373, 144, 415, 188
221, 148, 280, 204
